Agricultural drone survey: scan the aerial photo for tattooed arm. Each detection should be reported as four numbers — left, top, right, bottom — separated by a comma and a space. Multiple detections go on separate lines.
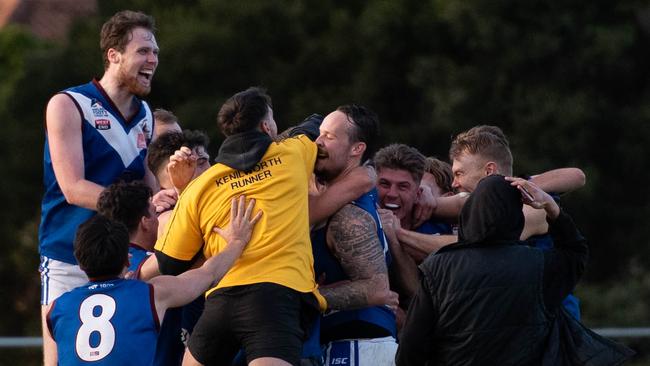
319, 204, 398, 311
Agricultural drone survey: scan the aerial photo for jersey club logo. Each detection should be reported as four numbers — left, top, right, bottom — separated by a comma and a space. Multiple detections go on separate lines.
91, 99, 109, 117
95, 119, 111, 130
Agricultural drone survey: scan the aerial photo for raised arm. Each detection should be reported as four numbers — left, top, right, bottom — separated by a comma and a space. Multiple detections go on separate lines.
281, 113, 323, 141
396, 230, 457, 263
520, 205, 550, 240
167, 146, 197, 194
379, 209, 419, 301
508, 177, 587, 309
150, 196, 262, 319
431, 193, 468, 219
46, 94, 105, 210
529, 167, 586, 194
320, 204, 397, 311
309, 166, 375, 225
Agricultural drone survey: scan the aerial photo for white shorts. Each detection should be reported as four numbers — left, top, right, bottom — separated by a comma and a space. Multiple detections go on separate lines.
40, 255, 88, 305
323, 336, 397, 366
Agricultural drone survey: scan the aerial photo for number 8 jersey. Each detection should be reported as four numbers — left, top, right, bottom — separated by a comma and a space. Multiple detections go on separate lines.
47, 278, 160, 365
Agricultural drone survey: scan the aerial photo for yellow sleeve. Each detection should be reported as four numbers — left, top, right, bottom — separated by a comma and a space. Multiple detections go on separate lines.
294, 134, 317, 174
154, 190, 204, 261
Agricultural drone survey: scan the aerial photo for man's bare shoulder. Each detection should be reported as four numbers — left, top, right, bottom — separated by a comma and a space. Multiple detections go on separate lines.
46, 93, 80, 129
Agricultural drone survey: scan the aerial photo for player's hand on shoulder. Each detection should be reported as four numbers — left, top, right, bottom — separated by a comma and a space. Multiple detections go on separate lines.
213, 196, 263, 252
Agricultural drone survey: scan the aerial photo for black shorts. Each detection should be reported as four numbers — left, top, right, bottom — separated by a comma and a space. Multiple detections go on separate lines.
187, 282, 319, 366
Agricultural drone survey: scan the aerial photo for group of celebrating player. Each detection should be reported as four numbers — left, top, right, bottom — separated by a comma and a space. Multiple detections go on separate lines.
39, 9, 634, 366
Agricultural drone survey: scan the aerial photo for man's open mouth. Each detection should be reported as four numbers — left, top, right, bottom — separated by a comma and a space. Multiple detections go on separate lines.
384, 203, 400, 211
316, 147, 328, 159
138, 70, 153, 81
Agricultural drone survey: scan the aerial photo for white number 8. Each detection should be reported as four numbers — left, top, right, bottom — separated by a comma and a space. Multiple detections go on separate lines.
75, 294, 116, 361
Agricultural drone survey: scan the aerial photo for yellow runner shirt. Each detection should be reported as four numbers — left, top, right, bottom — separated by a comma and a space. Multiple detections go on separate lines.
155, 134, 326, 309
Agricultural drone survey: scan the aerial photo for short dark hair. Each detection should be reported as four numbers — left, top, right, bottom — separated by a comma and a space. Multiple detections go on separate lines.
100, 10, 156, 70
217, 87, 272, 136
147, 131, 184, 174
449, 125, 513, 176
183, 129, 210, 151
146, 130, 209, 175
425, 157, 453, 194
373, 144, 426, 183
153, 108, 179, 126
337, 104, 380, 162
74, 215, 129, 278
97, 181, 152, 235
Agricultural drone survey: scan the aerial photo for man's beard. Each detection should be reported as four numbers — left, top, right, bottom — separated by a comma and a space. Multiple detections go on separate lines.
118, 66, 151, 97
314, 160, 344, 185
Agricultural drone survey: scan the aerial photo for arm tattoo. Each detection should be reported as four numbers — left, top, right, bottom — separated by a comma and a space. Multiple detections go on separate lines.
320, 204, 389, 310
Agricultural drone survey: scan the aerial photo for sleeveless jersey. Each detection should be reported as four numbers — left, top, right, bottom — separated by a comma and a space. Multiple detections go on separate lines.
311, 189, 397, 342
128, 244, 152, 273
39, 80, 153, 264
126, 244, 188, 366
48, 279, 159, 366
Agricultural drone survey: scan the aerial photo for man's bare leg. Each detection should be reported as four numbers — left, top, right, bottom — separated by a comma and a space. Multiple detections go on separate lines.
182, 347, 203, 366
42, 304, 57, 366
249, 357, 292, 366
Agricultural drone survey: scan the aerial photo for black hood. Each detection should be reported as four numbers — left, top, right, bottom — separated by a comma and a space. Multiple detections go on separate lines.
214, 130, 273, 171
457, 174, 524, 246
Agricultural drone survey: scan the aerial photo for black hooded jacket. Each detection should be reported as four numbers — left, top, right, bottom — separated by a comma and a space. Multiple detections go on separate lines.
396, 175, 592, 365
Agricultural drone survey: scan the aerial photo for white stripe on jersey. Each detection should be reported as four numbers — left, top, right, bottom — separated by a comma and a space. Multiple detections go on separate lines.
66, 91, 153, 168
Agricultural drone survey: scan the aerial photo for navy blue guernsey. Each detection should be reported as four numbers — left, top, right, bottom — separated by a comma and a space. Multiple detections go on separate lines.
311, 189, 397, 343
48, 279, 159, 365
128, 244, 188, 366
128, 244, 151, 273
414, 220, 453, 235
39, 80, 153, 264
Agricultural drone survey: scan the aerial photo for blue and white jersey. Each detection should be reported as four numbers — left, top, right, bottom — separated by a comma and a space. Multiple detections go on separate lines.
48, 278, 159, 366
39, 80, 153, 264
311, 189, 397, 342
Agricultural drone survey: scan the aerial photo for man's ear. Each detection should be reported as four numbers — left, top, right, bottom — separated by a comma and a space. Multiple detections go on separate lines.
107, 48, 120, 64
140, 215, 152, 232
351, 142, 366, 157
485, 161, 499, 176
260, 120, 271, 135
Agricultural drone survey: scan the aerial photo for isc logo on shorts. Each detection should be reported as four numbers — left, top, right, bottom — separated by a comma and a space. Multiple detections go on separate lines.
95, 119, 111, 130
331, 358, 348, 365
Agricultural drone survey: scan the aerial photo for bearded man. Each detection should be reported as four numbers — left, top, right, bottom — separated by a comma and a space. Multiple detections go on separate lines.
39, 10, 160, 364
